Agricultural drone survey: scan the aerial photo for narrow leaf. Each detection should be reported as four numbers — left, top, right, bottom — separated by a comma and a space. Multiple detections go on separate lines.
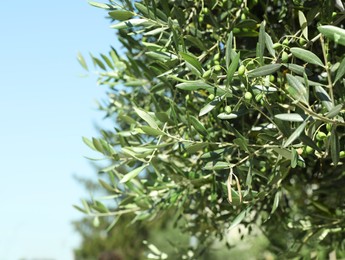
228, 210, 246, 230
180, 52, 203, 75
120, 165, 147, 183
227, 52, 240, 86
326, 104, 342, 118
271, 191, 281, 214
247, 64, 281, 78
274, 113, 305, 122
88, 1, 113, 9
298, 11, 308, 40
199, 96, 222, 117
204, 161, 230, 170
318, 25, 345, 46
82, 136, 96, 151
141, 126, 165, 136
186, 143, 207, 153
217, 113, 238, 120
134, 107, 158, 129
257, 22, 265, 65
108, 10, 133, 21
335, 57, 345, 84
176, 81, 213, 91
226, 32, 233, 68
315, 85, 334, 111
286, 74, 308, 105
283, 120, 307, 147
290, 47, 323, 67
111, 19, 150, 29
265, 32, 275, 57
190, 116, 208, 136
77, 52, 88, 71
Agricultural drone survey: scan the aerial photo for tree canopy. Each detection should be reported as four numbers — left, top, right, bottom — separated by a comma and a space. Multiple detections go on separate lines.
76, 0, 345, 258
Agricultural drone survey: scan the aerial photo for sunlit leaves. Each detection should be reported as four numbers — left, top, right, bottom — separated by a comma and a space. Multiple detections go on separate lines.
318, 25, 345, 46
290, 47, 323, 67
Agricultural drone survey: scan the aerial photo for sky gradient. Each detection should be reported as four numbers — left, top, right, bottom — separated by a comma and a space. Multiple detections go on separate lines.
0, 1, 118, 259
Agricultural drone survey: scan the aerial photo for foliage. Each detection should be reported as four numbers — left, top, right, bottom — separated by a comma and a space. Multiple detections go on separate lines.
77, 0, 345, 258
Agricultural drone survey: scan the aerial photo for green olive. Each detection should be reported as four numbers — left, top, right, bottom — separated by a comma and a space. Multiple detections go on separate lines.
305, 146, 314, 154
238, 65, 246, 76
225, 105, 232, 114
214, 64, 222, 71
340, 151, 345, 158
316, 131, 327, 141
244, 91, 253, 100
208, 93, 215, 100
282, 51, 289, 63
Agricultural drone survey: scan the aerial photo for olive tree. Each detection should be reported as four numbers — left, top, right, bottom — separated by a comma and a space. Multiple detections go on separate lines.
76, 0, 345, 258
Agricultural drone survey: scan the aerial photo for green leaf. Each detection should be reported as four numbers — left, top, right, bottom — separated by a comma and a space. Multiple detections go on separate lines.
283, 120, 307, 148
271, 191, 281, 214
111, 19, 151, 29
247, 64, 281, 78
92, 138, 104, 153
257, 22, 265, 65
290, 47, 323, 67
217, 113, 238, 120
185, 35, 207, 51
120, 164, 147, 183
141, 126, 165, 136
204, 161, 231, 171
190, 116, 208, 136
284, 63, 312, 76
228, 210, 246, 230
291, 148, 298, 168
330, 129, 340, 166
315, 85, 334, 111
326, 104, 343, 118
335, 57, 345, 84
180, 52, 203, 75
265, 32, 275, 57
298, 11, 308, 40
88, 1, 114, 9
274, 113, 305, 122
186, 143, 207, 153
82, 136, 97, 151
77, 52, 88, 71
227, 52, 240, 86
226, 32, 233, 68
108, 10, 133, 21
134, 107, 159, 129
286, 74, 308, 105
176, 81, 214, 91
318, 25, 345, 46
199, 96, 222, 117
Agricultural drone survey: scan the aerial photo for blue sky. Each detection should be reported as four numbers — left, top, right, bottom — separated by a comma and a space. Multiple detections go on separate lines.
0, 1, 118, 259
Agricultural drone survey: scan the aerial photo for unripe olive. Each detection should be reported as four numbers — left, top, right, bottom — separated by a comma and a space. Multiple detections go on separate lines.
198, 15, 204, 23
326, 123, 332, 132
255, 93, 263, 102
272, 43, 281, 49
282, 51, 289, 63
269, 75, 275, 82
305, 146, 314, 154
241, 13, 246, 20
299, 38, 307, 45
316, 131, 327, 141
283, 38, 289, 45
225, 105, 232, 114
214, 64, 222, 71
238, 65, 246, 76
214, 52, 220, 61
203, 7, 209, 14
340, 151, 345, 158
208, 93, 215, 100
244, 91, 253, 100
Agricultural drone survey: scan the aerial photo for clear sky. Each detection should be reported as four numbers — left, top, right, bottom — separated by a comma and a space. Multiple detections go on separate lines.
0, 1, 118, 259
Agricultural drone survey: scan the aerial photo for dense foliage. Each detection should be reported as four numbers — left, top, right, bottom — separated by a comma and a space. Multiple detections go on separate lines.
76, 0, 345, 258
